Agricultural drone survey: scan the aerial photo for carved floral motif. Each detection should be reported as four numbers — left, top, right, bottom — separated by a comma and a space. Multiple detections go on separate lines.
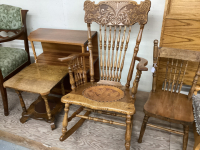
84, 0, 151, 25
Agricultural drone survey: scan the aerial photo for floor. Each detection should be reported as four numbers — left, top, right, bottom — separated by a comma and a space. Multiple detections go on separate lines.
0, 89, 194, 150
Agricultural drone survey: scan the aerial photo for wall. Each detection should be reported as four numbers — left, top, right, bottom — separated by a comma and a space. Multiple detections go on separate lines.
1, 0, 165, 92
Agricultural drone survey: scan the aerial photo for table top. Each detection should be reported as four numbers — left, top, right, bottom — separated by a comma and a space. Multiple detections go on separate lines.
3, 63, 68, 95
28, 28, 97, 46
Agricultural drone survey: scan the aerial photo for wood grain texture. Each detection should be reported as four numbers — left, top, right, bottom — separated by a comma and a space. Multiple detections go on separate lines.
18, 95, 63, 130
87, 23, 95, 83
61, 83, 135, 115
158, 47, 200, 62
15, 90, 27, 114
3, 63, 68, 95
83, 107, 126, 118
76, 114, 126, 126
84, 0, 151, 25
146, 123, 184, 135
152, 40, 158, 92
159, 0, 200, 87
28, 28, 99, 73
144, 90, 194, 124
28, 28, 97, 46
30, 41, 37, 63
126, 25, 145, 88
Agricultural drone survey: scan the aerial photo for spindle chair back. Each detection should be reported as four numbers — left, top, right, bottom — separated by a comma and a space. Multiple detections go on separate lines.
84, 0, 151, 88
152, 41, 200, 99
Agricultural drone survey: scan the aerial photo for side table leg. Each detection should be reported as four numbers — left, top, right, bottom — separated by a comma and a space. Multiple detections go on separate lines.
15, 90, 27, 113
41, 95, 55, 130
15, 90, 29, 123
41, 95, 52, 120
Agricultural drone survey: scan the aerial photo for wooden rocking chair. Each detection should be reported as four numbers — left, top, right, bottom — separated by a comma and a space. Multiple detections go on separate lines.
58, 0, 151, 149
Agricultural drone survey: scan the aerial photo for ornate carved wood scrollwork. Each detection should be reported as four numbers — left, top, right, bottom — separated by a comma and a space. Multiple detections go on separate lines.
84, 0, 151, 25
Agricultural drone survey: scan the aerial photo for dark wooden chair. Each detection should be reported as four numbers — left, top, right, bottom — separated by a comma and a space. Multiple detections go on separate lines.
138, 40, 200, 150
58, 0, 151, 149
0, 5, 31, 116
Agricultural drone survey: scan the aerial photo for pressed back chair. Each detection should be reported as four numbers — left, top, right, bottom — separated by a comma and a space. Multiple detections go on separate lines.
58, 0, 151, 149
0, 5, 31, 116
138, 40, 200, 150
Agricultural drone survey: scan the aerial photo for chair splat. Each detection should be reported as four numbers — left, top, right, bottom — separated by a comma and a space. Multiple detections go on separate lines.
104, 25, 107, 80
174, 60, 183, 92
118, 26, 132, 82
107, 26, 112, 80
163, 58, 169, 91
110, 26, 117, 81
162, 59, 188, 93
178, 61, 188, 93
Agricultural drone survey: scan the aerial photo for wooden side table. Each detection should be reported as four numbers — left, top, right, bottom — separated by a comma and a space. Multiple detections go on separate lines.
4, 63, 68, 130
28, 28, 99, 86
4, 28, 99, 130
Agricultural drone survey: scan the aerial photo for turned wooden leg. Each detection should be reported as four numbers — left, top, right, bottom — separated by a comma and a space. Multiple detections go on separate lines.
61, 79, 65, 96
0, 83, 9, 116
41, 95, 51, 120
130, 115, 133, 131
138, 114, 149, 143
183, 125, 189, 150
125, 115, 132, 150
60, 103, 70, 141
15, 90, 27, 113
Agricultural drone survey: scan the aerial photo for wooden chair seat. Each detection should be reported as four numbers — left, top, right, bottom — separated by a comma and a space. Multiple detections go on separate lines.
61, 83, 135, 115
144, 90, 194, 124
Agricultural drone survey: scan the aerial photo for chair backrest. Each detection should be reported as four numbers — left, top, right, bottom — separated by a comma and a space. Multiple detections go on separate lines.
152, 40, 200, 99
84, 0, 151, 87
0, 4, 22, 30
0, 4, 28, 41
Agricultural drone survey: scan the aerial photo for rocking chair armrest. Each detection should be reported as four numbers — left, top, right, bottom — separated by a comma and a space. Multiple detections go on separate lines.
58, 53, 90, 62
131, 57, 148, 97
0, 27, 25, 43
135, 56, 148, 71
194, 85, 200, 95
